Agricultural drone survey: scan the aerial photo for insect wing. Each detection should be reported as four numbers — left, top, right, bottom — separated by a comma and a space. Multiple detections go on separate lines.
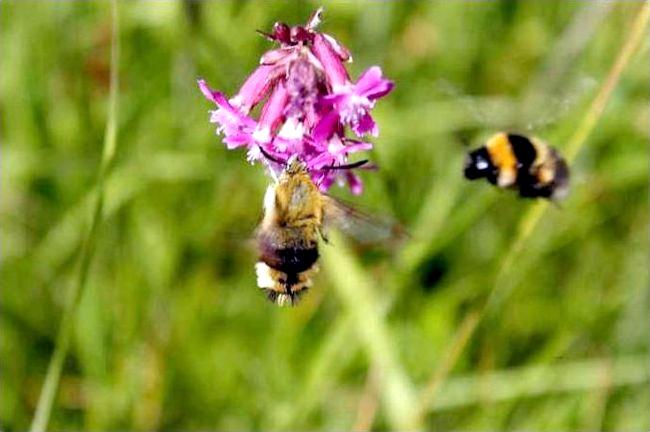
322, 195, 405, 245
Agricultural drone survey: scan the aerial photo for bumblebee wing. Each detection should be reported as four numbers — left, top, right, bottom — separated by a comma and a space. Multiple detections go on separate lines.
321, 195, 406, 245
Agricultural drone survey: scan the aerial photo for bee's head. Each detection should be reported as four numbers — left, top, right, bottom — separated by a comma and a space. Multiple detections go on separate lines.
285, 154, 308, 175
257, 147, 307, 176
257, 145, 370, 182
464, 147, 495, 180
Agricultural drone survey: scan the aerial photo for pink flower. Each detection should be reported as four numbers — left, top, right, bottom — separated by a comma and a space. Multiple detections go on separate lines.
197, 8, 393, 194
321, 66, 394, 137
198, 80, 256, 149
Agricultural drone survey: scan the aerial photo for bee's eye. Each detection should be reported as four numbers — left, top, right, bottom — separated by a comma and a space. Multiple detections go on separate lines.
464, 149, 493, 180
475, 158, 489, 170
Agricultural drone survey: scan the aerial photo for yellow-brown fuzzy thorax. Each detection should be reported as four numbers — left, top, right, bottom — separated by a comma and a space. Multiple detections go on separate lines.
270, 159, 323, 230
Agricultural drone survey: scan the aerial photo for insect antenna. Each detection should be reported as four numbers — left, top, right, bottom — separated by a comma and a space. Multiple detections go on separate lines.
258, 146, 369, 172
258, 146, 288, 165
321, 159, 369, 171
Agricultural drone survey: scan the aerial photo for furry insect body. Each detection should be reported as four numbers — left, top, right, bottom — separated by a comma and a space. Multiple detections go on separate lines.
254, 156, 402, 306
464, 132, 570, 200
255, 157, 325, 306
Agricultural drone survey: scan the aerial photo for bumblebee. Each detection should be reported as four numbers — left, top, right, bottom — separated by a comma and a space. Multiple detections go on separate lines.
255, 155, 399, 306
464, 132, 570, 200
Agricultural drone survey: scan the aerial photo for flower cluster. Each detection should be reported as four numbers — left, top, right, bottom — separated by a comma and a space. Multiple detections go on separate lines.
198, 8, 393, 194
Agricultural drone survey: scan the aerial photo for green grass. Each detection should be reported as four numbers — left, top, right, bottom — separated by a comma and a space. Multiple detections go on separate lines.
1, 1, 649, 430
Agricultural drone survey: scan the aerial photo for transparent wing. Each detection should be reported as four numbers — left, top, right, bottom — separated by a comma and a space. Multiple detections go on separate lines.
321, 195, 406, 246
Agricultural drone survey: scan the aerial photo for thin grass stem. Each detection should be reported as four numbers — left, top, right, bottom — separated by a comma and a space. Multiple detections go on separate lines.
28, 2, 120, 431
321, 231, 423, 431
427, 355, 648, 411
417, 310, 480, 411
351, 366, 380, 432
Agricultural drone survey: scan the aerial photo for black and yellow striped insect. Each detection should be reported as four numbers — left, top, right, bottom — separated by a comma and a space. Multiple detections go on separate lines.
464, 132, 570, 200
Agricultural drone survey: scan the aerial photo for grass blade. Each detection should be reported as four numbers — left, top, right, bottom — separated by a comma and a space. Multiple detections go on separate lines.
426, 355, 648, 411
28, 2, 120, 431
321, 231, 422, 431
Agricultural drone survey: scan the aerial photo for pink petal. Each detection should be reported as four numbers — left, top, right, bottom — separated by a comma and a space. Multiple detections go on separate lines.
223, 133, 253, 149
234, 65, 277, 111
260, 48, 293, 66
305, 152, 333, 170
319, 93, 346, 106
315, 172, 336, 192
312, 110, 339, 144
199, 81, 255, 127
311, 33, 350, 89
355, 66, 394, 100
257, 83, 289, 134
346, 172, 363, 195
323, 33, 352, 62
285, 58, 319, 119
198, 79, 220, 104
353, 112, 378, 137
342, 139, 373, 154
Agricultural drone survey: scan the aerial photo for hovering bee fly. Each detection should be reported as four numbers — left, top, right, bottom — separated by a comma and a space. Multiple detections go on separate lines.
255, 154, 400, 306
464, 132, 570, 200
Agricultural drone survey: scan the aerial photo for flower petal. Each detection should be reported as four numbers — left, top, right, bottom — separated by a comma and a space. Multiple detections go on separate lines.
319, 92, 346, 106
247, 145, 262, 163
257, 82, 289, 134
199, 81, 256, 127
355, 66, 394, 100
311, 33, 350, 89
285, 58, 319, 119
223, 132, 253, 149
352, 112, 378, 137
323, 33, 352, 62
315, 172, 336, 192
198, 79, 221, 104
260, 48, 293, 66
312, 110, 339, 144
341, 139, 374, 154
345, 172, 363, 195
232, 65, 277, 111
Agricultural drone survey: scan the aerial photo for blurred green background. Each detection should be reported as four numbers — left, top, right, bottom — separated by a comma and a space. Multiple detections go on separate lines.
1, 1, 648, 430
